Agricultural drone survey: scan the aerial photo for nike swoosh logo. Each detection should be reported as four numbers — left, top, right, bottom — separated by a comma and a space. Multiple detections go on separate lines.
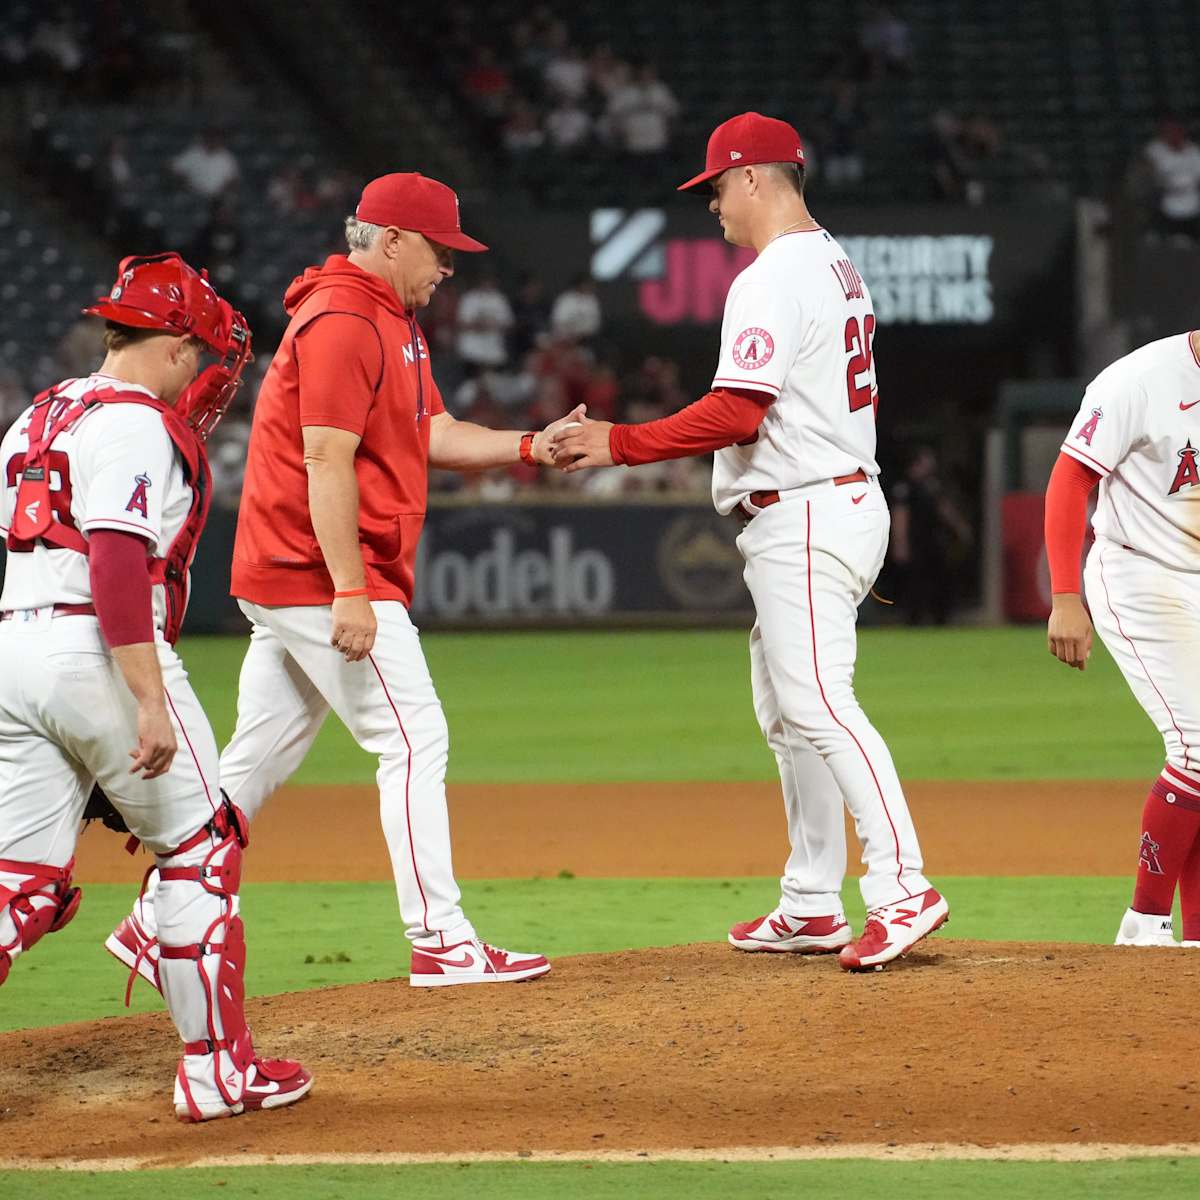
851, 493, 866, 504
1181, 400, 1200, 411
252, 1078, 281, 1095
428, 952, 474, 968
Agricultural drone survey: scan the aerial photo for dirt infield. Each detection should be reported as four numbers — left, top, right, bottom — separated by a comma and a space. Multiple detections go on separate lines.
3, 940, 1200, 1166
73, 780, 1143, 883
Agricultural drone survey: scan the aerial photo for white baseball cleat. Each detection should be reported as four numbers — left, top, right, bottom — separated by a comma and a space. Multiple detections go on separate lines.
728, 908, 852, 953
838, 887, 950, 972
1114, 908, 1179, 946
409, 938, 551, 987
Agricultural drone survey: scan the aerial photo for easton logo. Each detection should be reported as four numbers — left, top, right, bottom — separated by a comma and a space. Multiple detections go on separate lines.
1075, 407, 1103, 446
125, 473, 151, 518
1169, 441, 1200, 496
1139, 831, 1164, 875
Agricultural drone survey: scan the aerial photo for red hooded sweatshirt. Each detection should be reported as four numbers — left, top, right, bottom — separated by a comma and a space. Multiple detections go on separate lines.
230, 255, 444, 607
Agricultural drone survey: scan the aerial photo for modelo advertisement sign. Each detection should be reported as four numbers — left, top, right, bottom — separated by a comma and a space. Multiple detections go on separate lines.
409, 501, 754, 626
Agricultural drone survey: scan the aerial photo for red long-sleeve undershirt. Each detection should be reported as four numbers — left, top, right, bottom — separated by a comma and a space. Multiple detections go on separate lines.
609, 387, 772, 467
89, 528, 154, 647
1044, 452, 1102, 593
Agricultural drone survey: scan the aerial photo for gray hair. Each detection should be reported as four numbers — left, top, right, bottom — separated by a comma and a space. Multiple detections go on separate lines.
344, 215, 385, 252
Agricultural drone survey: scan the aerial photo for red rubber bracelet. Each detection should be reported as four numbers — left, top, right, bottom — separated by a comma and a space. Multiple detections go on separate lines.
519, 431, 537, 466
334, 588, 369, 599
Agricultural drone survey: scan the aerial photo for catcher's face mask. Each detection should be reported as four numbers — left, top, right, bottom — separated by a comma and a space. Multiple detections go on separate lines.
84, 252, 253, 441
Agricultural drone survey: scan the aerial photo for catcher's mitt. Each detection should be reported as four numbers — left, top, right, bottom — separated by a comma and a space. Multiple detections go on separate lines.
82, 783, 130, 834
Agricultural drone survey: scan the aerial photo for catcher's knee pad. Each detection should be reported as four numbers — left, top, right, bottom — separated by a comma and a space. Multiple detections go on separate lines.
155, 798, 255, 1117
0, 857, 82, 986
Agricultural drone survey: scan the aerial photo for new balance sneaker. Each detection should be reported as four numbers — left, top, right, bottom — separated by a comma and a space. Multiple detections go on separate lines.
409, 938, 551, 987
838, 887, 950, 972
728, 909, 852, 953
175, 1056, 313, 1122
1114, 908, 1178, 947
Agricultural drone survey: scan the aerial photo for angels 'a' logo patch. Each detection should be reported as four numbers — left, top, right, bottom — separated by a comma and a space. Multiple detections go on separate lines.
732, 327, 774, 370
125, 473, 151, 518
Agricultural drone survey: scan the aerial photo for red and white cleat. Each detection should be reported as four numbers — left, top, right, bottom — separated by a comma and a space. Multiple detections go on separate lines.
174, 1056, 313, 1122
728, 909, 851, 953
105, 913, 161, 996
838, 888, 950, 972
409, 938, 551, 987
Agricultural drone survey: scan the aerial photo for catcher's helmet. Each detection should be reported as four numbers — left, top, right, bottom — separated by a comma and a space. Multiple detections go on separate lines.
84, 252, 252, 441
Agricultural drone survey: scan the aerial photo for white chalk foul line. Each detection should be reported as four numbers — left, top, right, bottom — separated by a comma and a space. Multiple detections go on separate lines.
5, 1143, 1200, 1171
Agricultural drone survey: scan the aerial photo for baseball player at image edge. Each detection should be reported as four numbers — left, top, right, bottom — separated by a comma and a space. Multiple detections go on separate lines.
0, 254, 312, 1119
556, 112, 948, 971
1046, 329, 1200, 947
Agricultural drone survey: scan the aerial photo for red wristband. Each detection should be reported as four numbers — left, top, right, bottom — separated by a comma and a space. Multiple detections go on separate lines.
519, 431, 537, 466
334, 587, 369, 598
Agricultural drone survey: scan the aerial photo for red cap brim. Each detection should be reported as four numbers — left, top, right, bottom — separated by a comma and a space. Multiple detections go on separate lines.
677, 166, 726, 193
425, 228, 489, 253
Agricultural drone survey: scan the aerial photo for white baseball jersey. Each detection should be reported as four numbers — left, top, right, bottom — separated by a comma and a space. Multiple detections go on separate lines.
0, 374, 192, 624
711, 228, 880, 515
1061, 333, 1200, 571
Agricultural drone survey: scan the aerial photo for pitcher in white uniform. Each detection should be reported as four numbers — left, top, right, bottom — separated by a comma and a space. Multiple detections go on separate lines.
555, 112, 948, 971
1046, 331, 1200, 947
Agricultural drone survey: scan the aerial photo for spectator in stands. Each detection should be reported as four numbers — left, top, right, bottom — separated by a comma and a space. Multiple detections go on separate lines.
97, 135, 136, 239
502, 100, 546, 156
510, 273, 550, 359
190, 195, 243, 280
30, 10, 83, 81
455, 272, 515, 372
0, 366, 26, 427
858, 4, 913, 80
55, 316, 105, 380
542, 38, 590, 104
889, 445, 973, 625
550, 275, 602, 344
462, 45, 512, 120
606, 62, 680, 156
816, 79, 868, 188
546, 97, 592, 153
171, 128, 240, 200
588, 44, 630, 103
928, 109, 1001, 204
1141, 118, 1200, 244
267, 165, 317, 215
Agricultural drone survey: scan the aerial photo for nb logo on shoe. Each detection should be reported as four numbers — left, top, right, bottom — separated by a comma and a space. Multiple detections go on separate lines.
889, 908, 919, 929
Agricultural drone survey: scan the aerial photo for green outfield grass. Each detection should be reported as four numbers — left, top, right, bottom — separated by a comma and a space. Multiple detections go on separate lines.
178, 627, 1158, 785
4, 1157, 1200, 1199
2, 874, 1147, 1033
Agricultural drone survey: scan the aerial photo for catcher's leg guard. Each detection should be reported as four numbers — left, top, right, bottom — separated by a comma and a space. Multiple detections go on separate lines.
0, 858, 82, 986
154, 801, 257, 1121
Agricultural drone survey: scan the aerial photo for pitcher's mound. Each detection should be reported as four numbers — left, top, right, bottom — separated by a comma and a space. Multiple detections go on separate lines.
4, 940, 1200, 1167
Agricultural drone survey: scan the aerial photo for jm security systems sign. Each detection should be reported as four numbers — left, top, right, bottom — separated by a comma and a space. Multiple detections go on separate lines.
587, 206, 1058, 329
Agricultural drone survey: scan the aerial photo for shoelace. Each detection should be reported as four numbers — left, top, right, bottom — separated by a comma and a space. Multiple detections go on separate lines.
481, 942, 510, 965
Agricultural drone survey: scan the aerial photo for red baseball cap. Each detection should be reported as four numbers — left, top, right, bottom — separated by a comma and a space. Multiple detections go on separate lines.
354, 172, 488, 252
677, 112, 806, 192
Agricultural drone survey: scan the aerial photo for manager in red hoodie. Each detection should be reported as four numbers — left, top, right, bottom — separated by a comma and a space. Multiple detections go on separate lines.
114, 174, 579, 989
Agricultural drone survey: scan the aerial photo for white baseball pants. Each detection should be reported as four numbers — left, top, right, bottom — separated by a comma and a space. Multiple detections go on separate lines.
1085, 538, 1200, 769
737, 477, 932, 912
219, 599, 474, 945
0, 609, 258, 1111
